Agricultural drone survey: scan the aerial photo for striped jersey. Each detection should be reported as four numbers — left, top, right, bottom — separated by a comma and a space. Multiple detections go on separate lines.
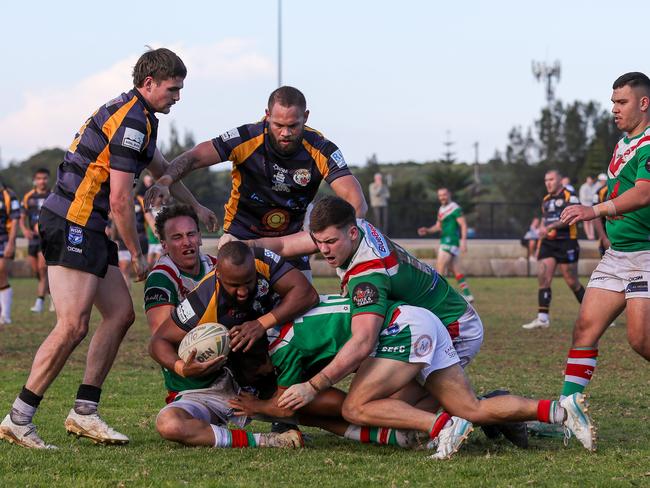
438, 201, 463, 246
0, 188, 20, 238
541, 188, 579, 240
44, 89, 158, 231
605, 126, 650, 251
268, 295, 404, 387
336, 219, 468, 327
211, 120, 351, 239
170, 248, 293, 393
21, 188, 51, 233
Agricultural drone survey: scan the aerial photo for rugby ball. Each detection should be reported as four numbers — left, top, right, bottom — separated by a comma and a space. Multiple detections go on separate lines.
178, 323, 230, 363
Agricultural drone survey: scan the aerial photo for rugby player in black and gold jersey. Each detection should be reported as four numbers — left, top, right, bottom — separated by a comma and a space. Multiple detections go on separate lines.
145, 86, 367, 277
522, 170, 586, 330
0, 48, 215, 450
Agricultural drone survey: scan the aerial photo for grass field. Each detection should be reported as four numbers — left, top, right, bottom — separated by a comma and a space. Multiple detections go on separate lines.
0, 277, 648, 487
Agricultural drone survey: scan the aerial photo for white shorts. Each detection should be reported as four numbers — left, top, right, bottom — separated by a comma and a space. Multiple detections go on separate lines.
371, 305, 461, 383
158, 371, 248, 428
587, 249, 650, 299
118, 250, 131, 262
148, 243, 163, 256
448, 305, 484, 368
439, 244, 460, 257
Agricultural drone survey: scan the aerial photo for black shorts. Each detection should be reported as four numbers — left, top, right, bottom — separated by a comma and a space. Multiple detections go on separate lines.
27, 237, 42, 258
39, 208, 118, 278
538, 239, 580, 264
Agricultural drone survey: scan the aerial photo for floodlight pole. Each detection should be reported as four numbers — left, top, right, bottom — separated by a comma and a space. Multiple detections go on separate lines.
278, 0, 282, 87
532, 60, 561, 107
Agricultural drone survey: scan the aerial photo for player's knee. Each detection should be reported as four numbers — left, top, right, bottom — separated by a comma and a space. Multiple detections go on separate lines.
341, 398, 366, 425
57, 318, 90, 345
627, 334, 650, 360
156, 411, 186, 441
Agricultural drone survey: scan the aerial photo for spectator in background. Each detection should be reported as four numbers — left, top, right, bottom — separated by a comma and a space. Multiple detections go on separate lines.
561, 176, 575, 193
368, 172, 390, 232
579, 176, 596, 240
522, 217, 541, 258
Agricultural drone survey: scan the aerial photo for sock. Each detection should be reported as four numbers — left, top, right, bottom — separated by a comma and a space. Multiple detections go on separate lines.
343, 425, 402, 446
537, 287, 551, 319
0, 285, 13, 320
455, 274, 472, 297
560, 347, 598, 400
10, 387, 43, 425
429, 411, 451, 440
74, 384, 101, 415
573, 286, 585, 303
211, 425, 259, 448
536, 400, 566, 425
35, 297, 44, 306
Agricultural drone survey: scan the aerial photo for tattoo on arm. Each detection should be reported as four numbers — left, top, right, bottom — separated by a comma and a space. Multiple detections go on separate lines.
165, 153, 199, 182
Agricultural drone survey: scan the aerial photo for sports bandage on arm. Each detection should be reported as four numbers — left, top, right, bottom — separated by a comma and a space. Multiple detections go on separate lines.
592, 200, 617, 218
257, 312, 278, 330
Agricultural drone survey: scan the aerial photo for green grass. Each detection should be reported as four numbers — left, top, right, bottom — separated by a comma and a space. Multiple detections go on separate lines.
0, 277, 648, 487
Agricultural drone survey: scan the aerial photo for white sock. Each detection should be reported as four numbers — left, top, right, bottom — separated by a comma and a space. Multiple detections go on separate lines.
537, 312, 549, 322
0, 286, 13, 321
550, 401, 566, 425
10, 397, 38, 425
343, 424, 361, 441
211, 424, 230, 447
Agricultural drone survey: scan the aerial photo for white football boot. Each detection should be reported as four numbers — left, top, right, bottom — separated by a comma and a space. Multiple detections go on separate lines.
0, 414, 57, 449
64, 409, 129, 445
560, 393, 596, 451
428, 416, 473, 460
30, 299, 44, 313
259, 429, 304, 448
522, 317, 550, 329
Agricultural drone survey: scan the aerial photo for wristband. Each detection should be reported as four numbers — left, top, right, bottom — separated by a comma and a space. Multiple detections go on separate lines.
257, 312, 277, 330
173, 359, 185, 377
309, 372, 333, 392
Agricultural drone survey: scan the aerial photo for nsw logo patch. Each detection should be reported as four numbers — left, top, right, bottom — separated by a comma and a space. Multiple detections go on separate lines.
330, 149, 347, 168
67, 225, 84, 246
352, 282, 379, 307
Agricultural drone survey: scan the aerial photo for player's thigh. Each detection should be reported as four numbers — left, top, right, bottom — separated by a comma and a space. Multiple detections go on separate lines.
346, 357, 423, 406
94, 265, 134, 321
625, 298, 650, 355
572, 287, 625, 346
537, 257, 556, 286
48, 265, 99, 323
422, 363, 479, 417
436, 250, 452, 274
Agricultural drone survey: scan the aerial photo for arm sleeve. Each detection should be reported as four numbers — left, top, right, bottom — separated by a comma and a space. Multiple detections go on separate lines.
108, 110, 149, 173
636, 146, 650, 181
257, 248, 294, 286
8, 191, 20, 220
321, 141, 352, 184
170, 279, 213, 332
211, 125, 247, 164
144, 272, 179, 311
347, 272, 390, 319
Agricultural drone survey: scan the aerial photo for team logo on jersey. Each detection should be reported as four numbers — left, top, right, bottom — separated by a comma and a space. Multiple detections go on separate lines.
293, 169, 311, 186
144, 287, 171, 306
330, 149, 347, 169
262, 209, 289, 231
383, 324, 400, 336
256, 278, 270, 297
414, 334, 433, 357
271, 164, 291, 192
122, 128, 145, 151
10, 200, 19, 211
249, 193, 265, 204
352, 282, 379, 307
67, 225, 84, 246
220, 128, 240, 142
555, 199, 564, 207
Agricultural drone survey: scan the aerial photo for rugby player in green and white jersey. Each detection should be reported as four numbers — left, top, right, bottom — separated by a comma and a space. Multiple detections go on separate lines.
226, 196, 596, 457
418, 188, 474, 302
559, 72, 650, 402
230, 294, 597, 458
143, 204, 218, 402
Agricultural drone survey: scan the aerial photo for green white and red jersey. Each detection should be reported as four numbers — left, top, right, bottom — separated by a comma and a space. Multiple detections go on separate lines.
606, 125, 650, 252
438, 202, 463, 247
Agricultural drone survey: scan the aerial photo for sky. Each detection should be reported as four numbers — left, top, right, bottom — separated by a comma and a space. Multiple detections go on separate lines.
1, 0, 648, 167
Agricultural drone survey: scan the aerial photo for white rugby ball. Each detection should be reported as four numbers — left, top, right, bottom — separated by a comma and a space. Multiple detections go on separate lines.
178, 323, 230, 363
